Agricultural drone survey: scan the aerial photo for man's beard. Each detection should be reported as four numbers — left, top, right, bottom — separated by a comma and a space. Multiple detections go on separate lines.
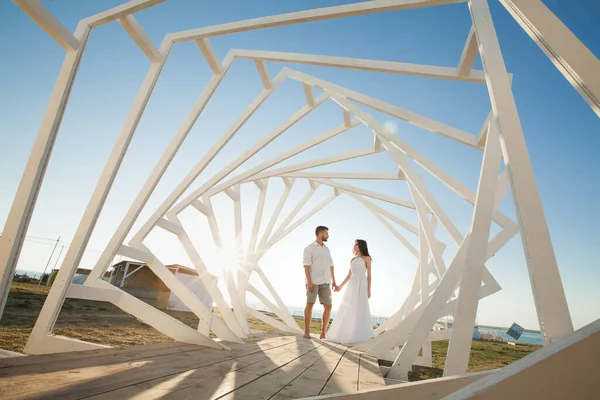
323, 237, 328, 242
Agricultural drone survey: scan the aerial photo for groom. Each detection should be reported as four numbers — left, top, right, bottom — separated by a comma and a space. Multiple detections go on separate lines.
302, 225, 337, 339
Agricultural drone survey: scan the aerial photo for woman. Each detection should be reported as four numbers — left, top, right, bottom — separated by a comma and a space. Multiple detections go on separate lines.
325, 239, 374, 344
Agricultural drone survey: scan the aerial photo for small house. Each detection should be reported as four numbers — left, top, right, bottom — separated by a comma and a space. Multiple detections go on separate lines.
107, 261, 212, 311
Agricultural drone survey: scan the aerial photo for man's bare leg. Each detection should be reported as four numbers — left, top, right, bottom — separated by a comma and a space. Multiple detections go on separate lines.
304, 302, 314, 338
321, 304, 332, 339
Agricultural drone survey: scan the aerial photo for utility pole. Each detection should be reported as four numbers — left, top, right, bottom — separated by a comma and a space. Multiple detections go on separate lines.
47, 244, 65, 286
38, 237, 60, 288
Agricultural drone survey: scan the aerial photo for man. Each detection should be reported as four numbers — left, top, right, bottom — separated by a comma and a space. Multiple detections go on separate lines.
303, 225, 337, 339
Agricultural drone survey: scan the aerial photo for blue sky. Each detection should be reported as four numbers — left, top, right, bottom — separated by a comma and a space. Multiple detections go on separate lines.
1, 0, 598, 331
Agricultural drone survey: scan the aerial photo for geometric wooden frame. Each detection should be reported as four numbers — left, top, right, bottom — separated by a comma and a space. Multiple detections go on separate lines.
2, 0, 595, 382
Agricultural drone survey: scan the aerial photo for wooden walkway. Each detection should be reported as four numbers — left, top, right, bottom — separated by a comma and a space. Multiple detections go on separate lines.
0, 333, 385, 399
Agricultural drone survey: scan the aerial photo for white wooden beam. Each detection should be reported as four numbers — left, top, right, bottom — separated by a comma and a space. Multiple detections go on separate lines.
66, 284, 122, 303
82, 0, 167, 28
246, 147, 380, 183
156, 217, 184, 235
233, 49, 488, 83
500, 0, 600, 117
118, 15, 161, 62
457, 25, 478, 77
13, 0, 79, 51
311, 178, 415, 210
167, 0, 467, 42
280, 172, 403, 181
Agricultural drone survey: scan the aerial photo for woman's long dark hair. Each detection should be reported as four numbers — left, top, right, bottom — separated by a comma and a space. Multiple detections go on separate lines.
356, 239, 372, 260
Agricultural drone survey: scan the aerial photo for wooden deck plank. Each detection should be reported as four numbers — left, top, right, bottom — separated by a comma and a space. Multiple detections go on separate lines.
0, 334, 386, 400
358, 353, 385, 390
162, 339, 322, 399
320, 348, 361, 395
0, 342, 188, 368
271, 342, 347, 400
0, 334, 297, 400
84, 337, 310, 400
220, 342, 335, 399
0, 343, 203, 377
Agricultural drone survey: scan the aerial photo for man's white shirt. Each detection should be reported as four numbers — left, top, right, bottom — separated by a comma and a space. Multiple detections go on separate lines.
303, 241, 333, 285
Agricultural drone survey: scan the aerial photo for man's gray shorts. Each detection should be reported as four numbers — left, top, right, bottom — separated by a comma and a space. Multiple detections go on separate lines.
306, 283, 332, 305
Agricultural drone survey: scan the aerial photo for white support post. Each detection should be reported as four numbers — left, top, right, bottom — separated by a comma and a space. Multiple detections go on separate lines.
248, 180, 269, 256
256, 178, 296, 252
418, 218, 429, 305
118, 15, 161, 62
196, 38, 223, 75
13, 0, 79, 51
457, 25, 478, 77
443, 116, 503, 376
343, 109, 352, 127
303, 83, 315, 107
254, 60, 272, 89
470, 0, 573, 343
500, 0, 600, 117
409, 182, 447, 276
0, 22, 90, 319
24, 39, 172, 353
196, 196, 248, 333
174, 217, 246, 339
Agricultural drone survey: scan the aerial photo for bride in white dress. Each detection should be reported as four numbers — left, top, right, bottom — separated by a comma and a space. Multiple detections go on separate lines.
325, 239, 374, 344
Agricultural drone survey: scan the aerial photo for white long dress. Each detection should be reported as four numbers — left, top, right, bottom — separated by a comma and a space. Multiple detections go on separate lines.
326, 257, 374, 344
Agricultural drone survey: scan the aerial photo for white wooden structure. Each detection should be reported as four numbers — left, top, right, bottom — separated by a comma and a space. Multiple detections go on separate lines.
1, 0, 597, 383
